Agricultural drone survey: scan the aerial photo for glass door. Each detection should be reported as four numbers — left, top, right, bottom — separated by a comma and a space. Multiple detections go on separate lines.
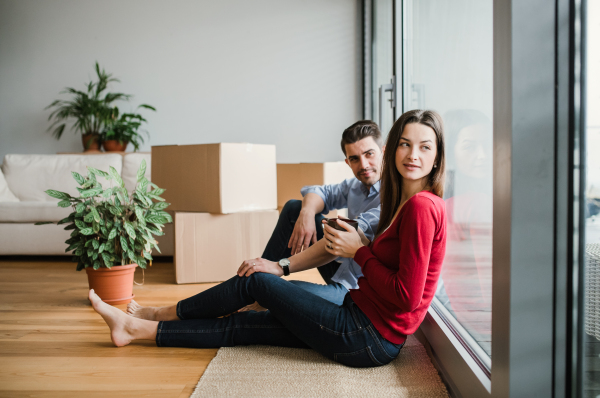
368, 0, 396, 136
368, 1, 580, 396
401, 0, 494, 366
582, 0, 598, 396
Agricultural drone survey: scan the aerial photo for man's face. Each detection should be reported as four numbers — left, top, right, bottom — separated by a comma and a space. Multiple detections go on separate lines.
344, 136, 384, 187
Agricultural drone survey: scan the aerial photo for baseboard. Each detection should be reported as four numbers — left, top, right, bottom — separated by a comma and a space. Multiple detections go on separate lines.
415, 327, 462, 398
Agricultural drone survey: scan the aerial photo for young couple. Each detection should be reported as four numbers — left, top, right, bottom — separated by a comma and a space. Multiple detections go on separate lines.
90, 109, 447, 368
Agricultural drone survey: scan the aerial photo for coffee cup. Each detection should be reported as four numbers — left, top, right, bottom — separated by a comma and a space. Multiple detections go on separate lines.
325, 217, 359, 231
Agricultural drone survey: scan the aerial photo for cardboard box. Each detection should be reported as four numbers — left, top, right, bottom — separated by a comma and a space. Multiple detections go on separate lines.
152, 143, 277, 214
174, 210, 279, 284
277, 162, 354, 218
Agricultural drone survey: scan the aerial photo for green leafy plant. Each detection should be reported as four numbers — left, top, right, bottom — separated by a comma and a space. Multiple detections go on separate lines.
35, 160, 171, 270
101, 104, 156, 151
45, 62, 131, 141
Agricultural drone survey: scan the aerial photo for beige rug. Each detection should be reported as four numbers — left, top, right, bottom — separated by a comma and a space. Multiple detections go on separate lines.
191, 335, 449, 397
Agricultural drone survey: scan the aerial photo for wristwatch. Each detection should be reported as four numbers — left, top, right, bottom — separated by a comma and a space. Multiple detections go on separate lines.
278, 258, 290, 276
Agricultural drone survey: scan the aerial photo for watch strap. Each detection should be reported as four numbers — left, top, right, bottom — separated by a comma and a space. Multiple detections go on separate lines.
279, 258, 290, 276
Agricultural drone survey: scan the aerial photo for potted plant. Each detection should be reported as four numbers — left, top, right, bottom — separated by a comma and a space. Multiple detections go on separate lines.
101, 104, 156, 152
45, 62, 156, 153
45, 62, 130, 151
35, 160, 171, 305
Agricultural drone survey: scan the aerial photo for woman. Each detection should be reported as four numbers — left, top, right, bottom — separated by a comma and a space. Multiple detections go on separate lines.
89, 109, 447, 368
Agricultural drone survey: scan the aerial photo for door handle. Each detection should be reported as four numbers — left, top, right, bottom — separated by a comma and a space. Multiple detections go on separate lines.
378, 76, 396, 130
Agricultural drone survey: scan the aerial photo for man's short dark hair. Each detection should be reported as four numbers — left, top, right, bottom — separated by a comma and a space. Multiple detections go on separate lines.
340, 120, 382, 156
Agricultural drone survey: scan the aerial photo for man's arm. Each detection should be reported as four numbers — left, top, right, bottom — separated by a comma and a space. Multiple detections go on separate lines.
289, 179, 354, 255
237, 232, 338, 277
300, 179, 353, 215
355, 205, 381, 243
288, 193, 325, 255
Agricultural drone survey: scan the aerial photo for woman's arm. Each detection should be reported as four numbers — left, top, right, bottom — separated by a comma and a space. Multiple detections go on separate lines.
355, 195, 440, 312
237, 235, 338, 277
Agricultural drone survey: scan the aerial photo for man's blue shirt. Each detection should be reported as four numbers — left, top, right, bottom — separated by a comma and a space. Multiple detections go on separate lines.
301, 178, 381, 290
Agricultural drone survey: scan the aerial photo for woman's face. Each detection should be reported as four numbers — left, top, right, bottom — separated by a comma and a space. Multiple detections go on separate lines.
395, 123, 438, 185
454, 124, 492, 179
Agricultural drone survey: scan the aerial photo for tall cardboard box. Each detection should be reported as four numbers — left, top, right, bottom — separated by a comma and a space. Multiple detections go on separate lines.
277, 162, 354, 218
174, 210, 279, 284
152, 143, 277, 214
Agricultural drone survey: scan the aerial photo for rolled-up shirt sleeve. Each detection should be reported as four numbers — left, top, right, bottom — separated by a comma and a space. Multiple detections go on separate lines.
356, 205, 380, 242
300, 178, 353, 215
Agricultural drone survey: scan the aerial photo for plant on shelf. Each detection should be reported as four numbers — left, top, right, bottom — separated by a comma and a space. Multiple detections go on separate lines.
101, 104, 156, 152
35, 159, 171, 304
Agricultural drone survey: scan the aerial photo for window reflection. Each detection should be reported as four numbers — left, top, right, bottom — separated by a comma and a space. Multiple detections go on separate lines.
402, 0, 494, 357
584, 0, 599, 394
437, 110, 493, 355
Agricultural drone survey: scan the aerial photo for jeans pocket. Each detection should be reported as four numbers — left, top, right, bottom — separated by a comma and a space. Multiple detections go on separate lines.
334, 346, 384, 368
363, 324, 404, 362
377, 333, 404, 359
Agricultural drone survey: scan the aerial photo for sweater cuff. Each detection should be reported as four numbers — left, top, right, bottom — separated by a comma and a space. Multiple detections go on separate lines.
354, 246, 372, 268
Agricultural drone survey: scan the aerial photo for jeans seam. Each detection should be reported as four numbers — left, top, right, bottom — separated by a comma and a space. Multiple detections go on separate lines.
159, 324, 288, 334
348, 303, 364, 330
366, 324, 395, 360
334, 346, 384, 366
319, 324, 363, 336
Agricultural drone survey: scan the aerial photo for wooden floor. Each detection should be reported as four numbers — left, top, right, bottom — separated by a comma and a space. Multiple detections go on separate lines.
0, 257, 322, 398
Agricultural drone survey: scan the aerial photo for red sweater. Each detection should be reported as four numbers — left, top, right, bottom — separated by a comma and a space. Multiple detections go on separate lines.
350, 191, 447, 344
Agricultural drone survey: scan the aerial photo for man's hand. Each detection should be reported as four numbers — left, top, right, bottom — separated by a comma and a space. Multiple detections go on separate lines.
237, 258, 283, 277
288, 209, 317, 255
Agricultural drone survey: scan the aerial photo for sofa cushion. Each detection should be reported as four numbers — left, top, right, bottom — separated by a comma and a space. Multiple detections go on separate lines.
122, 153, 152, 192
0, 201, 71, 222
2, 154, 123, 202
0, 168, 19, 202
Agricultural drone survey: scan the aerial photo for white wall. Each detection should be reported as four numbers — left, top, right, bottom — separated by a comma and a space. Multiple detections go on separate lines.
0, 0, 362, 163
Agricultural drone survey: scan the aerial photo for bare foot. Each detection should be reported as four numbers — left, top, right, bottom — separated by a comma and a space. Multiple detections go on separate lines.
89, 289, 157, 347
127, 300, 158, 320
126, 300, 178, 321
238, 301, 267, 312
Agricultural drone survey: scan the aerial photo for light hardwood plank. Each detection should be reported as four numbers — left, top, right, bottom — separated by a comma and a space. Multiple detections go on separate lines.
0, 257, 322, 397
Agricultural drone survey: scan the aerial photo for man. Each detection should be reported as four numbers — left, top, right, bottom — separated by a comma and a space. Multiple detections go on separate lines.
243, 120, 384, 308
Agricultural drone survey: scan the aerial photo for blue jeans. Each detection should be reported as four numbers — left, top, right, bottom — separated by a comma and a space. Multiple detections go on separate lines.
156, 273, 404, 368
288, 280, 348, 305
263, 199, 348, 305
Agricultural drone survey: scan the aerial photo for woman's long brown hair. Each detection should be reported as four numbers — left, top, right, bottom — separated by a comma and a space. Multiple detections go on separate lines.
375, 109, 446, 237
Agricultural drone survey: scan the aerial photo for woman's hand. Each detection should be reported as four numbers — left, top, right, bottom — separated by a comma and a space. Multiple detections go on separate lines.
322, 220, 364, 258
237, 258, 283, 277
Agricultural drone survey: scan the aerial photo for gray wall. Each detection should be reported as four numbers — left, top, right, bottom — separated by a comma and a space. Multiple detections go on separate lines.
0, 0, 362, 163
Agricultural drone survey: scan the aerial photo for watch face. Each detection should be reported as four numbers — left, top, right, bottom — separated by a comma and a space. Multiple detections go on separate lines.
279, 258, 290, 267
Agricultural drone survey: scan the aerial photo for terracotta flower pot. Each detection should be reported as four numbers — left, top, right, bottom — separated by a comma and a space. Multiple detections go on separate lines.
82, 133, 101, 152
86, 263, 138, 305
102, 140, 129, 152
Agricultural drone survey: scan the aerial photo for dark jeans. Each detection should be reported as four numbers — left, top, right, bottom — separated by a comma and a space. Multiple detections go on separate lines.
262, 199, 340, 284
156, 273, 404, 367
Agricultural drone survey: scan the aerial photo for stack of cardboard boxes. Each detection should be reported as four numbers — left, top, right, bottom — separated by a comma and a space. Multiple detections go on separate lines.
152, 143, 279, 284
152, 143, 355, 284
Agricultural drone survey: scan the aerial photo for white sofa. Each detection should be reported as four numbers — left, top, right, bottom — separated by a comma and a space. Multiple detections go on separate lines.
0, 153, 173, 256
